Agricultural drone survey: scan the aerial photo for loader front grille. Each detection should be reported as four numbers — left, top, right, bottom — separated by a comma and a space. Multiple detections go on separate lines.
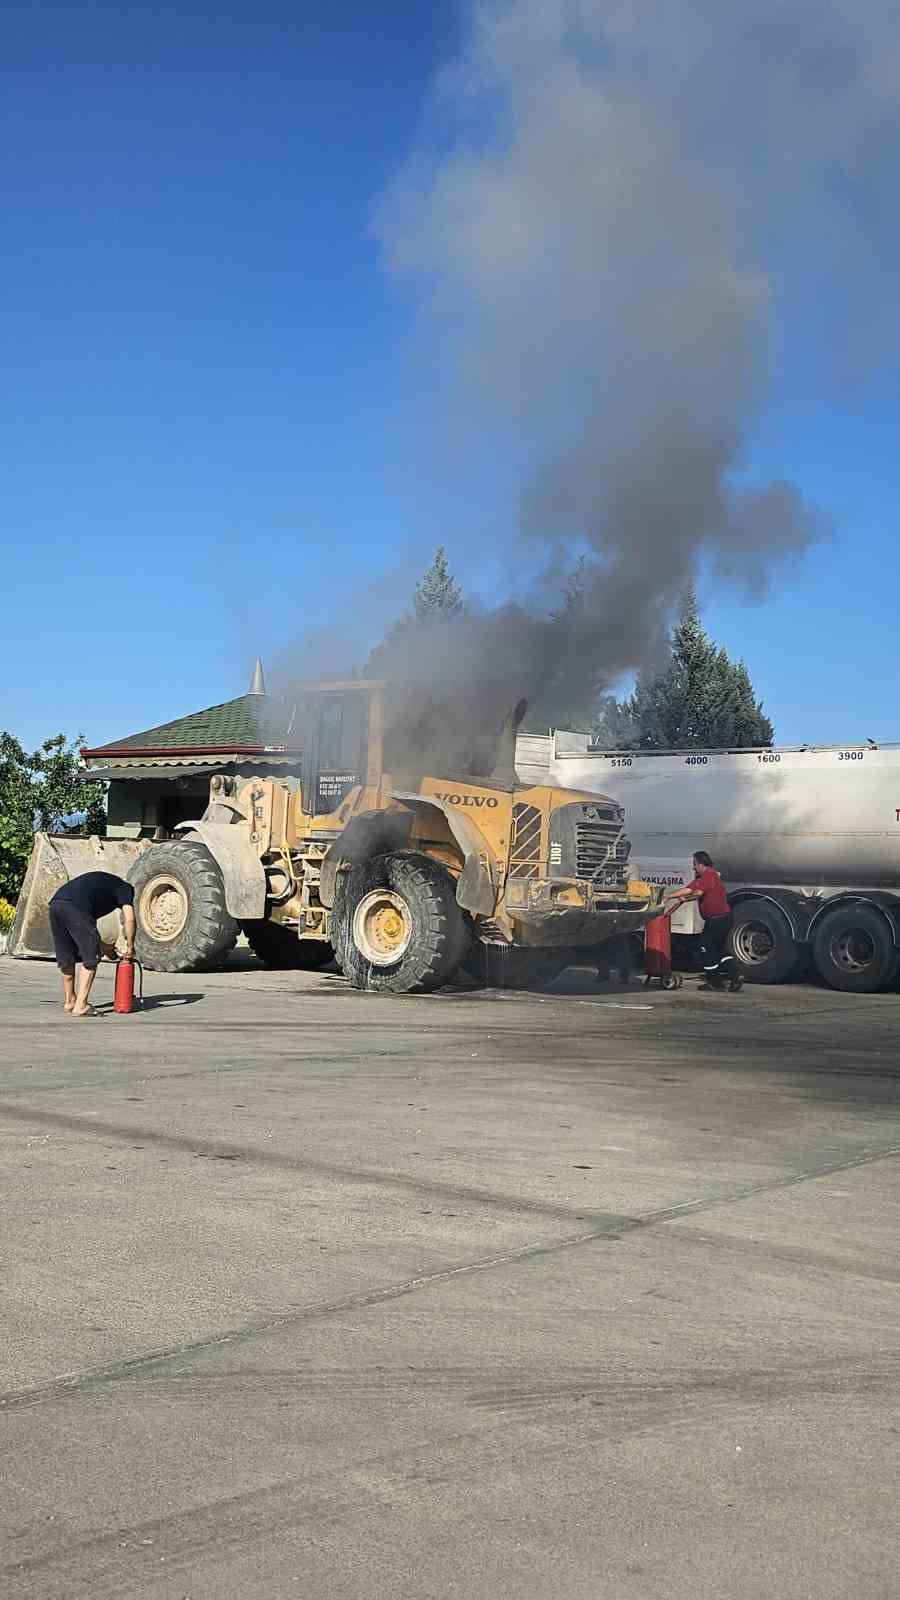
575, 824, 629, 881
546, 798, 630, 883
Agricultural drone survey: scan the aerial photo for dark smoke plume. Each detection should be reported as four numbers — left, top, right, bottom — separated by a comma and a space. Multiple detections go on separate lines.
280, 2, 900, 771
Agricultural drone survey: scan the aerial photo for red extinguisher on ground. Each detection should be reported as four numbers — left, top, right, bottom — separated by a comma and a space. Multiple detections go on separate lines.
114, 957, 143, 1013
643, 913, 683, 990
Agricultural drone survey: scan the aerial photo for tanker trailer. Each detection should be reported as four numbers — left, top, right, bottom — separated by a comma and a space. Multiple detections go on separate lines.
545, 741, 900, 994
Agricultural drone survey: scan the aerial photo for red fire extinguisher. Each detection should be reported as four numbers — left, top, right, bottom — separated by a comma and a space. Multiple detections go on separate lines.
114, 957, 143, 1014
643, 913, 683, 990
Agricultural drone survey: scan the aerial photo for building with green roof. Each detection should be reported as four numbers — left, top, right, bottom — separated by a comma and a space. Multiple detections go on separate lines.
81, 660, 303, 839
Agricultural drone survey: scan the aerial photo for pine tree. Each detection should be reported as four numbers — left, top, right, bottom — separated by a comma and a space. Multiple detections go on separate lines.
592, 693, 640, 748
366, 547, 466, 678
551, 554, 586, 623
593, 588, 773, 749
534, 556, 596, 731
413, 546, 464, 622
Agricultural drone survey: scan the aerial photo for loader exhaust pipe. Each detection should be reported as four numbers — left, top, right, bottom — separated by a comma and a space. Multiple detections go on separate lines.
489, 697, 528, 784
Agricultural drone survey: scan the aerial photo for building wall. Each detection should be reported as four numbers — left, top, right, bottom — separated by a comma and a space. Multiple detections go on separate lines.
106, 778, 212, 839
104, 764, 304, 839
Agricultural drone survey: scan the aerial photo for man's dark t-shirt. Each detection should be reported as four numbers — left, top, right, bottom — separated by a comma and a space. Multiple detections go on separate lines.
51, 872, 135, 921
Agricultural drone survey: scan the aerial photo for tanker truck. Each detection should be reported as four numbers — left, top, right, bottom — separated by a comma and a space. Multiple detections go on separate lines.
526, 736, 900, 994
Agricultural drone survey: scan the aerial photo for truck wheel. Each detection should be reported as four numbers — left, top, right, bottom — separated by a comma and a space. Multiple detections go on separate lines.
811, 904, 900, 993
730, 900, 799, 984
243, 920, 335, 970
129, 842, 238, 972
336, 852, 467, 994
463, 945, 569, 989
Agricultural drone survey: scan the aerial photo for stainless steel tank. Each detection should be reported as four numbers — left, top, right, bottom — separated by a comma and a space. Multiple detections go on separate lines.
547, 744, 900, 894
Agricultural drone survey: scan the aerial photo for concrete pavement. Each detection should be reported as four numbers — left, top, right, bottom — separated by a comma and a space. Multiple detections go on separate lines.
1, 956, 899, 1598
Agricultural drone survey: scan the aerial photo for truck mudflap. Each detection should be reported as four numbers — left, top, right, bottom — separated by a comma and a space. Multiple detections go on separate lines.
8, 833, 150, 959
504, 875, 662, 949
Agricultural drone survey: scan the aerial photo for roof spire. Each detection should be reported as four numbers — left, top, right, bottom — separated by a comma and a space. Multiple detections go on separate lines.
248, 658, 266, 695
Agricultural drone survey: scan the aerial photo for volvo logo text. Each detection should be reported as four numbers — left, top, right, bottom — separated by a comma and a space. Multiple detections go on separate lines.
435, 792, 499, 810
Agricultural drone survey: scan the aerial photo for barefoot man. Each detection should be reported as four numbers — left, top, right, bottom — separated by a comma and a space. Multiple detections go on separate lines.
49, 871, 136, 1016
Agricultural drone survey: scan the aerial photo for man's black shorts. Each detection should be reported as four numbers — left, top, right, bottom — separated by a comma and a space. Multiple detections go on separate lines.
49, 902, 100, 969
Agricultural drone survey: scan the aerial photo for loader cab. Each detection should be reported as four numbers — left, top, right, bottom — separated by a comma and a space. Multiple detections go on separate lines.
295, 681, 385, 817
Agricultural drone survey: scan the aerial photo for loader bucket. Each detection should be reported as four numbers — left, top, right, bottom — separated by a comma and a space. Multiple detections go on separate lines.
8, 833, 151, 960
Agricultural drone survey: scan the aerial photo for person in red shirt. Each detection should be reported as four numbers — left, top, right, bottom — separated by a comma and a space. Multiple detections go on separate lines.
664, 851, 742, 992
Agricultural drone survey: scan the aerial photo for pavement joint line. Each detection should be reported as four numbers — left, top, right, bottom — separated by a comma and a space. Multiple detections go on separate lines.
0, 1101, 637, 1225
2, 1137, 899, 1414
4, 1362, 900, 1595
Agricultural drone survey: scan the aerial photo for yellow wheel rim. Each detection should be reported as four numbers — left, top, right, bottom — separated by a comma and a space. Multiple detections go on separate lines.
352, 889, 413, 966
139, 874, 190, 942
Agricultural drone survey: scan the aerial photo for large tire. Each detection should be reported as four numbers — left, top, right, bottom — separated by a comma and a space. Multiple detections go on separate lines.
463, 944, 569, 990
730, 899, 800, 985
243, 919, 335, 971
128, 842, 238, 972
335, 852, 468, 994
811, 903, 900, 994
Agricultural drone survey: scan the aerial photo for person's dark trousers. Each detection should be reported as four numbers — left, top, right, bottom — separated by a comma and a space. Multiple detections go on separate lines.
701, 914, 734, 986
49, 902, 100, 969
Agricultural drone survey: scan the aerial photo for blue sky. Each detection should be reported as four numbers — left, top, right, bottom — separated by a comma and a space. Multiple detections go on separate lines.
2, 0, 897, 752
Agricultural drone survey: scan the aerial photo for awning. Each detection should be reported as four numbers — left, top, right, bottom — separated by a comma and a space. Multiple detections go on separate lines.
80, 754, 302, 781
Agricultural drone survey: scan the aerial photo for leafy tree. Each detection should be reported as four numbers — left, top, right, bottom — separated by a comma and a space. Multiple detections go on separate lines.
0, 732, 106, 901
593, 588, 773, 749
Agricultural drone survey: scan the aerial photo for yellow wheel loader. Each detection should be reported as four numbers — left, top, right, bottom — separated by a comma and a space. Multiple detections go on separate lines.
126, 682, 663, 991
